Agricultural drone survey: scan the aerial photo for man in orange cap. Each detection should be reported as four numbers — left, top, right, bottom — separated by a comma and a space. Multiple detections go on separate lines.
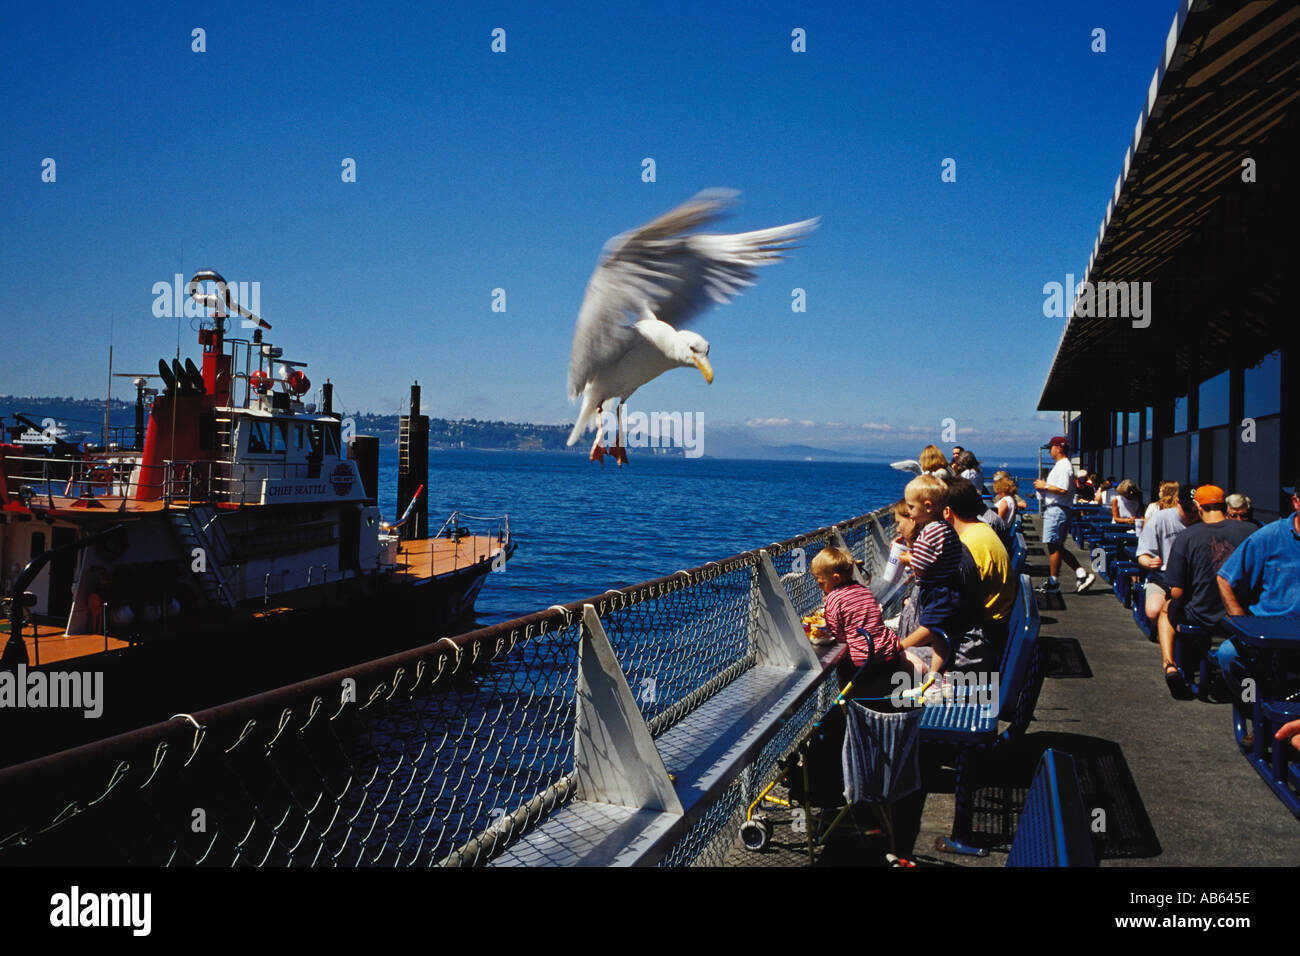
1162, 485, 1254, 698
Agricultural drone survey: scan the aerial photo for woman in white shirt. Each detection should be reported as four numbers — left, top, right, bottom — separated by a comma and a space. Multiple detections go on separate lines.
993, 474, 1019, 527
1110, 478, 1141, 524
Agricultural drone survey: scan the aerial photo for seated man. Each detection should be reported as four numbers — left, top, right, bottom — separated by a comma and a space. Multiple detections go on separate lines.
1161, 485, 1253, 699
1216, 478, 1300, 712
1225, 493, 1259, 529
944, 477, 1015, 673
1136, 487, 1198, 652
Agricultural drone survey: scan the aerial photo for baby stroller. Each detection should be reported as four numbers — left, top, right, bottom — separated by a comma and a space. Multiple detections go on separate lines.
739, 634, 930, 865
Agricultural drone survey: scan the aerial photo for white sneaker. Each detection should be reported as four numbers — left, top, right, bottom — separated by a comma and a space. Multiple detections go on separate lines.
1076, 571, 1096, 592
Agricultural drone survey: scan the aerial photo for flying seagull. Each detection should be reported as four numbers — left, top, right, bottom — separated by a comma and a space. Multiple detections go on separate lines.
566, 189, 819, 464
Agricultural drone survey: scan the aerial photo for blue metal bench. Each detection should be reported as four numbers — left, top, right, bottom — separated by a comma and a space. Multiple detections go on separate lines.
1223, 616, 1300, 817
1006, 749, 1096, 866
1010, 532, 1027, 578
919, 573, 1043, 855
1132, 582, 1153, 640
1172, 622, 1215, 700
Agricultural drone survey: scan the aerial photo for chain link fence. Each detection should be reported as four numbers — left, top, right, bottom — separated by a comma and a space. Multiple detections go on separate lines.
0, 506, 901, 867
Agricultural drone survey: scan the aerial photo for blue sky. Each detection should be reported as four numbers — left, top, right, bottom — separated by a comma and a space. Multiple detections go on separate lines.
1, 0, 1181, 457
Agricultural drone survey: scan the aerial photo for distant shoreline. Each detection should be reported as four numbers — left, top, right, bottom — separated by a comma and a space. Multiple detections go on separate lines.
0, 396, 1042, 468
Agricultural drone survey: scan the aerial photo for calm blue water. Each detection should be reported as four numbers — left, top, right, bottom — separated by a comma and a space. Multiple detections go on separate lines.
374, 449, 1038, 630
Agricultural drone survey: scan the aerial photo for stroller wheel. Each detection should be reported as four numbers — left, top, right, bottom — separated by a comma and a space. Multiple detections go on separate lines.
740, 817, 772, 851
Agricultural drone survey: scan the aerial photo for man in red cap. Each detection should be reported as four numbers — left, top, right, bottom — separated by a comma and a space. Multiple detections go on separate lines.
1161, 485, 1254, 698
1032, 436, 1095, 593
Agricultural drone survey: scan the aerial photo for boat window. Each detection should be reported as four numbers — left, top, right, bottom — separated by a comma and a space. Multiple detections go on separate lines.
324, 423, 340, 456
272, 421, 288, 454
307, 423, 322, 455
246, 420, 270, 454
295, 425, 305, 450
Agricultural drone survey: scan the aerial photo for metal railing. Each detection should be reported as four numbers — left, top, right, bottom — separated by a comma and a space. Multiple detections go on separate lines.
426, 511, 511, 572
0, 505, 901, 867
1, 453, 358, 510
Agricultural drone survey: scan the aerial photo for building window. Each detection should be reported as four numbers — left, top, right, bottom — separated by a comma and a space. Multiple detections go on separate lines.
1198, 370, 1230, 428
1173, 394, 1188, 434
1244, 349, 1281, 419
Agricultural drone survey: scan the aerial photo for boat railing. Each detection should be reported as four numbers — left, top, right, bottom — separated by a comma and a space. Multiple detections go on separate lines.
1, 452, 369, 511
1, 452, 140, 510
0, 504, 904, 868
427, 510, 511, 571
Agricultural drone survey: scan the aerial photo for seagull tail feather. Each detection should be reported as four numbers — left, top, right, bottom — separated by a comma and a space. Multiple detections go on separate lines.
566, 391, 601, 446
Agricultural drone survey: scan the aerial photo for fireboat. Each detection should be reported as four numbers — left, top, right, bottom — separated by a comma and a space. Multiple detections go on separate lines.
0, 271, 513, 760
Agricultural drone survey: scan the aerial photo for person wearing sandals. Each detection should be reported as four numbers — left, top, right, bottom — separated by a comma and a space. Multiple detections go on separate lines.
1162, 485, 1252, 699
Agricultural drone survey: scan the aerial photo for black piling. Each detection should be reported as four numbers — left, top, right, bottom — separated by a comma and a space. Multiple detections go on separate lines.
398, 382, 429, 540
350, 435, 379, 506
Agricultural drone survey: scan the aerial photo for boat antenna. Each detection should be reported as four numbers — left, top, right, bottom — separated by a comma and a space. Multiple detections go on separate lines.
104, 312, 114, 448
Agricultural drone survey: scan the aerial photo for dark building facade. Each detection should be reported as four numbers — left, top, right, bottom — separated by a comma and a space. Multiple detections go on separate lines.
1039, 0, 1298, 522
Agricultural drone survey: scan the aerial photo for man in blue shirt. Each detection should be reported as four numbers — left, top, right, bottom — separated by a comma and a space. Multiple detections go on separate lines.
1215, 479, 1300, 721
1217, 483, 1300, 618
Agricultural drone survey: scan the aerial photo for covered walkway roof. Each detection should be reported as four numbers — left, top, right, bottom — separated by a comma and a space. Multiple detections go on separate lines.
1038, 0, 1299, 412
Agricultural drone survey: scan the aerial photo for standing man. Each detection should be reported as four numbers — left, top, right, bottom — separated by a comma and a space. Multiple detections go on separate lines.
1162, 485, 1253, 698
1032, 436, 1096, 593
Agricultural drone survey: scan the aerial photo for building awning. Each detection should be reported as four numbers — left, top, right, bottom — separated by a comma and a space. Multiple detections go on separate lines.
1038, 0, 1299, 412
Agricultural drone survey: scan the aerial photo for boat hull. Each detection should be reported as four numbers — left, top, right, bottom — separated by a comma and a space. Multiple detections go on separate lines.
0, 544, 513, 767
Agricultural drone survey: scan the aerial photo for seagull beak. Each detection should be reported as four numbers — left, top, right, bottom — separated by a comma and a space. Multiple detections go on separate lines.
692, 355, 714, 384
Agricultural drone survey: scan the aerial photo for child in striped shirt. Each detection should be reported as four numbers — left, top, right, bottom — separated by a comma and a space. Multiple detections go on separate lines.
897, 474, 963, 673
812, 547, 902, 694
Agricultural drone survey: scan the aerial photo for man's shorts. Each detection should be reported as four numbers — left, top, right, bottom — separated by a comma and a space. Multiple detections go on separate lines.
1042, 504, 1070, 545
1145, 569, 1170, 598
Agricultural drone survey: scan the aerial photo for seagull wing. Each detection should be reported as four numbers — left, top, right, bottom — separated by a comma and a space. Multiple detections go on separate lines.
566, 190, 818, 399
